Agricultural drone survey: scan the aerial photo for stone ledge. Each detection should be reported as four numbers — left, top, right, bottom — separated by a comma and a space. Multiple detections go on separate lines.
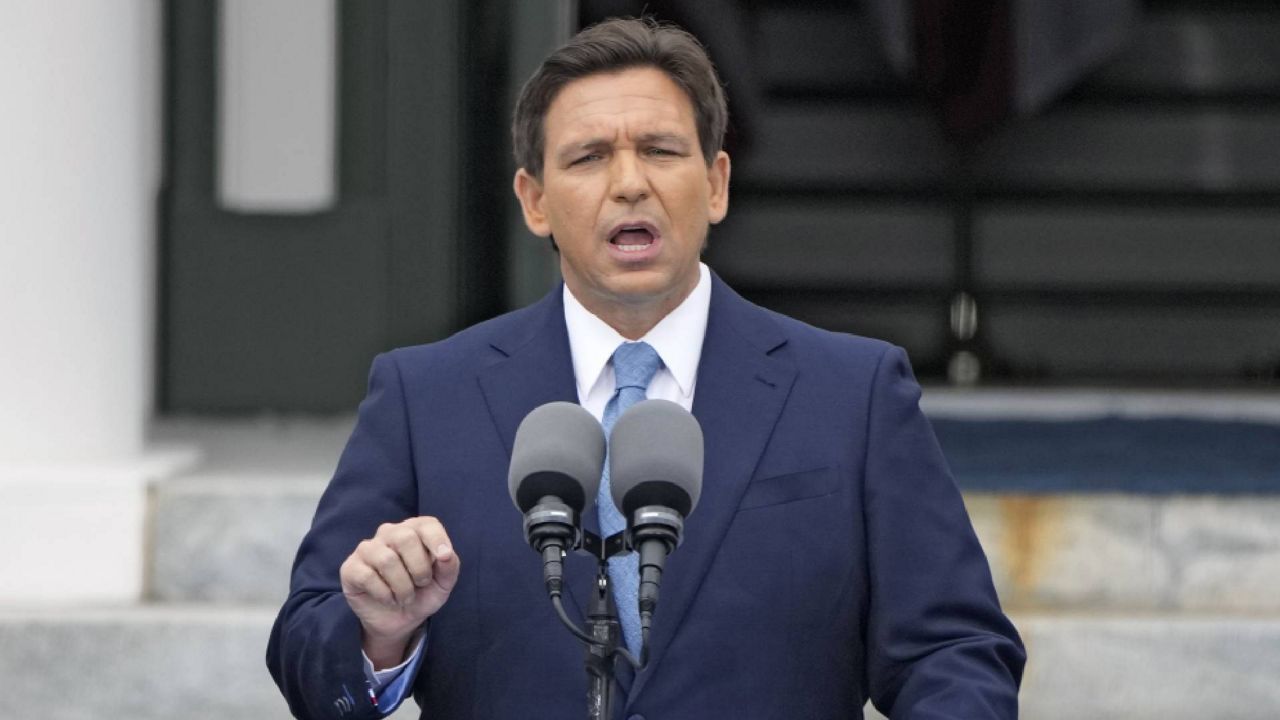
149, 477, 1280, 613
967, 493, 1280, 612
922, 388, 1280, 423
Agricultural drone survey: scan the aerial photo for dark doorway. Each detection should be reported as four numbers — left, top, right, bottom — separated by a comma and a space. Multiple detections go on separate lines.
160, 1, 520, 412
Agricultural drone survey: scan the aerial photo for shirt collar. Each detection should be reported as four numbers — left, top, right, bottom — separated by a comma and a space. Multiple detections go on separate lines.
563, 263, 711, 399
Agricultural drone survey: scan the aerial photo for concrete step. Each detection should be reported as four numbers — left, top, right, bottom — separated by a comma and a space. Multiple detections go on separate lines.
149, 471, 1280, 614
0, 605, 419, 720
2, 605, 1277, 720
144, 416, 347, 606
148, 473, 325, 605
1017, 613, 1280, 720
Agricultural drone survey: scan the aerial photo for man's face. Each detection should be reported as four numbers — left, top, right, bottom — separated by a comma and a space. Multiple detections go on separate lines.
514, 66, 730, 331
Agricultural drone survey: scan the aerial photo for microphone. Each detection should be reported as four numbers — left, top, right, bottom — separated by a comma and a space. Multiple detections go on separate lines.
608, 399, 703, 642
508, 401, 606, 595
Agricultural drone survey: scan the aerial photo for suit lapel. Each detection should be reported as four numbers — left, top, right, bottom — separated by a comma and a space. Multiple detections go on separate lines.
626, 274, 797, 705
477, 288, 577, 455
475, 287, 599, 622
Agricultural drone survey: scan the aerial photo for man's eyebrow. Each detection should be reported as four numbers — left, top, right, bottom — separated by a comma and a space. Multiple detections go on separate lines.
636, 132, 691, 148
554, 138, 611, 162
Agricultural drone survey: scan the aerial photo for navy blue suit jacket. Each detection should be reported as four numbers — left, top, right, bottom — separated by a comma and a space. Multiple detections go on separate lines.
268, 274, 1024, 719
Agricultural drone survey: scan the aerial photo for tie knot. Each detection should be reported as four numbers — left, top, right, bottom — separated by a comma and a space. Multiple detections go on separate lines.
611, 341, 662, 391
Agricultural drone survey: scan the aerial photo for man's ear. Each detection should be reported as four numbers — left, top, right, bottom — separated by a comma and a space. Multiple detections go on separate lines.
706, 151, 731, 225
513, 168, 552, 237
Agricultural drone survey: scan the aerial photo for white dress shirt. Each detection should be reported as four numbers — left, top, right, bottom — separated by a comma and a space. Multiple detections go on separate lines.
364, 263, 713, 697
564, 262, 710, 420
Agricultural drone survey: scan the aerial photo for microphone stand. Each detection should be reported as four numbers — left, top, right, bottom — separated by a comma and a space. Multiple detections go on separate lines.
577, 530, 632, 720
584, 563, 620, 720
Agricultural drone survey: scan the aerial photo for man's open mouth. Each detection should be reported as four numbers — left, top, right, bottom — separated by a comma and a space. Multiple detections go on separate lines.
608, 223, 659, 252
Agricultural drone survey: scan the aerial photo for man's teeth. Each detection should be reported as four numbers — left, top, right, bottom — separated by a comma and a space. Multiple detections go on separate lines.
611, 227, 654, 251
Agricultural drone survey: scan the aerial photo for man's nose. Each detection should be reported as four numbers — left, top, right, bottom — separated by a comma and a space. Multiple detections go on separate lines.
609, 152, 649, 203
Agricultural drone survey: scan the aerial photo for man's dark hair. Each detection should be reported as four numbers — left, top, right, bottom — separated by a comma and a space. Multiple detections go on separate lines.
512, 17, 728, 178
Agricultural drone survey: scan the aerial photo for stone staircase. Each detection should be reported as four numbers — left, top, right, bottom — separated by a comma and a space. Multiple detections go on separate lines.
3, 396, 1279, 719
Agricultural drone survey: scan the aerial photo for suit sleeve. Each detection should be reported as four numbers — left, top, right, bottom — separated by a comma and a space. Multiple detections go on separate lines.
862, 346, 1026, 719
267, 353, 422, 720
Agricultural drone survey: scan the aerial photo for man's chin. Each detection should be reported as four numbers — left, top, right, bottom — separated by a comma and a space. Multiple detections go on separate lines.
604, 270, 697, 306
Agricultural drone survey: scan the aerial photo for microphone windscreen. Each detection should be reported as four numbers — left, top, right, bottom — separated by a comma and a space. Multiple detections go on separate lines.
609, 399, 703, 518
508, 401, 606, 514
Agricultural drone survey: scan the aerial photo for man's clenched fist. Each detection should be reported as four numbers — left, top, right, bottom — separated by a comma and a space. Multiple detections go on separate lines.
340, 516, 460, 669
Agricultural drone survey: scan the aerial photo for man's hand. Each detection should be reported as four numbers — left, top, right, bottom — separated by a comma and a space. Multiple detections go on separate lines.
339, 516, 460, 669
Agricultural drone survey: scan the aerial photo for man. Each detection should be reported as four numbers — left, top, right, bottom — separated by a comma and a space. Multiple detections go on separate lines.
268, 18, 1024, 720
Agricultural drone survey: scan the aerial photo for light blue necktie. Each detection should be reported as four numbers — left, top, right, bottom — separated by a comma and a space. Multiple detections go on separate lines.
597, 341, 663, 656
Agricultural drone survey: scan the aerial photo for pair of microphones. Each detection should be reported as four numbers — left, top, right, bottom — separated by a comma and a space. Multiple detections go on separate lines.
507, 399, 703, 654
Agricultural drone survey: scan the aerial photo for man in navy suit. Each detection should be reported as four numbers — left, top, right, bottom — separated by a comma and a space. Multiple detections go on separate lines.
268, 18, 1024, 719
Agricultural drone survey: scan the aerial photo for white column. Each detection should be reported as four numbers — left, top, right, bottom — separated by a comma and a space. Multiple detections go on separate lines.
0, 1, 179, 604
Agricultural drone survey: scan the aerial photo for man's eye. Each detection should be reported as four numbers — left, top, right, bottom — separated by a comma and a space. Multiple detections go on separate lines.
646, 147, 676, 156
571, 153, 601, 166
